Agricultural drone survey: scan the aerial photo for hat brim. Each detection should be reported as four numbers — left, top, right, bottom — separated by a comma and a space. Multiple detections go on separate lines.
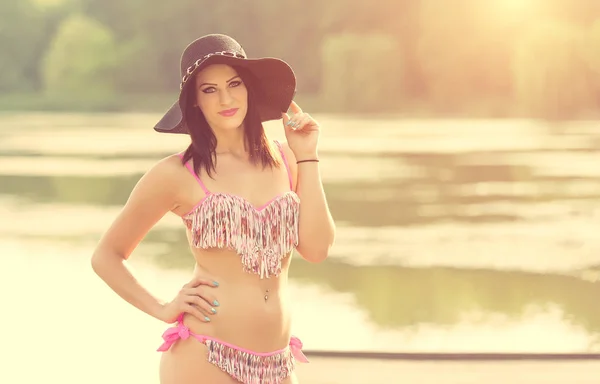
153, 55, 296, 134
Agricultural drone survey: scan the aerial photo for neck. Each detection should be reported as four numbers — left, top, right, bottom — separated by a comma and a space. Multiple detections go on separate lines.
213, 124, 247, 157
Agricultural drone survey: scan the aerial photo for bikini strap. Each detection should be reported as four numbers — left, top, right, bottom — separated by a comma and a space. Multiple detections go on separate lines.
177, 153, 210, 194
274, 140, 293, 190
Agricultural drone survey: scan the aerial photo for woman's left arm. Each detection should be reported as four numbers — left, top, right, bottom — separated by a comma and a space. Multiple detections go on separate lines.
282, 101, 336, 263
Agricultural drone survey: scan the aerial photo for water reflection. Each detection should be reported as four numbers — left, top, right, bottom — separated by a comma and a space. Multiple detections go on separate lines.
2, 154, 599, 228
127, 228, 600, 352
1, 114, 599, 353
0, 174, 138, 205
294, 260, 600, 339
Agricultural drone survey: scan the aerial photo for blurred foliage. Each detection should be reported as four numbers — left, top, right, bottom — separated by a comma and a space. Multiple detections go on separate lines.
513, 21, 596, 120
42, 13, 119, 98
2, 0, 600, 118
583, 19, 600, 90
321, 34, 403, 113
0, 0, 46, 92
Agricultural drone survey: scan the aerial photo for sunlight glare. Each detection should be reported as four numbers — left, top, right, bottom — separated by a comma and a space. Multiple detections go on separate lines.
490, 0, 540, 15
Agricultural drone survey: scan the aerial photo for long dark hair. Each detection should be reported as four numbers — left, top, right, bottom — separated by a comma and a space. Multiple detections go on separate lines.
181, 65, 281, 178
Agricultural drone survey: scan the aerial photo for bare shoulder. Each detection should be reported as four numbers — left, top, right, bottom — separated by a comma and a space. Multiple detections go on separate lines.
277, 140, 298, 190
94, 153, 187, 259
138, 154, 187, 193
149, 153, 186, 177
127, 154, 186, 204
277, 140, 297, 162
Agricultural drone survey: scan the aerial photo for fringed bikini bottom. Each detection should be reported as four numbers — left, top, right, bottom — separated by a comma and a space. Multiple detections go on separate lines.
157, 314, 309, 384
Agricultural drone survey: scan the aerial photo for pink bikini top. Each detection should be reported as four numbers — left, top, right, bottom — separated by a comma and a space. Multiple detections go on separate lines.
178, 141, 300, 279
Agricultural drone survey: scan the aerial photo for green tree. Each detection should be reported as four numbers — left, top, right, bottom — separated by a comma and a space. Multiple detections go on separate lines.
321, 33, 403, 113
512, 21, 595, 120
42, 13, 119, 98
584, 19, 600, 94
0, 0, 47, 92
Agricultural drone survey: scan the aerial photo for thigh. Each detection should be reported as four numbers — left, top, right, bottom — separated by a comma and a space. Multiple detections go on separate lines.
282, 372, 299, 384
159, 337, 238, 384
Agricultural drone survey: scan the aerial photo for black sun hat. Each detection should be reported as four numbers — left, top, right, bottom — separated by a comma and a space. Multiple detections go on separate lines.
153, 34, 296, 134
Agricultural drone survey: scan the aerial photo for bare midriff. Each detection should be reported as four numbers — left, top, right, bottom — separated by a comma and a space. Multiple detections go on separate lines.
181, 245, 294, 352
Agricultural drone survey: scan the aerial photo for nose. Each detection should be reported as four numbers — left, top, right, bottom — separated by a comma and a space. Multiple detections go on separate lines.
218, 88, 233, 106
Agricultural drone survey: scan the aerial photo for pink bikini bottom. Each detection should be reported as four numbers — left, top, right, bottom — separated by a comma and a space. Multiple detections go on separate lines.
157, 314, 308, 384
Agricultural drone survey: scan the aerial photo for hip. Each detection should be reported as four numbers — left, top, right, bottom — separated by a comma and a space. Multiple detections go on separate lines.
183, 309, 292, 351
158, 313, 307, 384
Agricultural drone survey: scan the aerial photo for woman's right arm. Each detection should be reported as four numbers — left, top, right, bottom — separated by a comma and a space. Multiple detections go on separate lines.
91, 156, 184, 322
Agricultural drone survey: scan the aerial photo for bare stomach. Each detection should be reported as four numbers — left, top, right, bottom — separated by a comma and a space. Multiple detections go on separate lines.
180, 247, 294, 352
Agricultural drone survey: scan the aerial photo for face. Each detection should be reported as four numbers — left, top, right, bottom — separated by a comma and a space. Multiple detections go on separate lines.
194, 64, 248, 132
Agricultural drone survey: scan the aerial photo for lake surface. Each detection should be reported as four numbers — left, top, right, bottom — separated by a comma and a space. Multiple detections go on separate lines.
1, 113, 599, 382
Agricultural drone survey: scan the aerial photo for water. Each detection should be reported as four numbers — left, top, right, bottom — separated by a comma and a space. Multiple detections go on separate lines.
1, 113, 599, 382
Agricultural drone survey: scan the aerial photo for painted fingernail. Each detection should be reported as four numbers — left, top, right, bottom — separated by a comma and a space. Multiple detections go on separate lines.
213, 300, 220, 307
286, 121, 293, 126
213, 281, 219, 287
211, 308, 217, 314
204, 316, 211, 322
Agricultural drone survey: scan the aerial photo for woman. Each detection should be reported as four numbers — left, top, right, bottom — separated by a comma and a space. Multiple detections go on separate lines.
91, 34, 335, 384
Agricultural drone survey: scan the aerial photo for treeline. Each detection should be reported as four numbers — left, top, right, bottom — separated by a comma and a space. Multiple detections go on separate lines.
2, 0, 600, 118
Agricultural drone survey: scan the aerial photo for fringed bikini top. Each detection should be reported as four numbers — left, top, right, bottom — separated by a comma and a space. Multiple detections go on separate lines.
177, 141, 300, 279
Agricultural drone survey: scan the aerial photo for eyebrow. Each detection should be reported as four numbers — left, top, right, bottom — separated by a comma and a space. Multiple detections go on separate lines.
198, 75, 240, 88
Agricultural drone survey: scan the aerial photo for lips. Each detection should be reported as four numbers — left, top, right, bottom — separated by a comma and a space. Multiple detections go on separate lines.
218, 108, 238, 117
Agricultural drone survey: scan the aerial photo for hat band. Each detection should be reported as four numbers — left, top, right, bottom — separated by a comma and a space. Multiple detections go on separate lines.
180, 51, 246, 89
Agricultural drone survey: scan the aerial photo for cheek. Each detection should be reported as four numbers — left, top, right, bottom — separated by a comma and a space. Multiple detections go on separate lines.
234, 86, 248, 103
196, 94, 215, 113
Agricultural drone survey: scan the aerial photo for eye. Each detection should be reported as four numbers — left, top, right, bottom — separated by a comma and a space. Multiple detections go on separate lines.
229, 80, 242, 87
201, 87, 216, 94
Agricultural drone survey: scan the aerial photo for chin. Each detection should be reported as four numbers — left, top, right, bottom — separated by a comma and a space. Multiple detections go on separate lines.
224, 119, 245, 130
213, 120, 244, 132
208, 115, 244, 130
